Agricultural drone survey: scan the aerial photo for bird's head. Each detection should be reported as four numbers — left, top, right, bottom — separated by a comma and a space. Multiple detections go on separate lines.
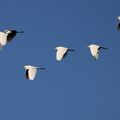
4, 30, 12, 34
55, 46, 66, 50
24, 65, 30, 69
117, 16, 120, 20
87, 44, 97, 48
87, 45, 91, 48
54, 47, 59, 50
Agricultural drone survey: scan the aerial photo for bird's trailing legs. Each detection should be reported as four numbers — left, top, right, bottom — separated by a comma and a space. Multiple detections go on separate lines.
16, 31, 24, 33
68, 49, 75, 51
99, 46, 108, 50
37, 67, 46, 70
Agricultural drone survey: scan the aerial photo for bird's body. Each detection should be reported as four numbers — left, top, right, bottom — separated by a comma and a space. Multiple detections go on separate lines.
0, 29, 24, 48
88, 44, 107, 60
24, 65, 45, 80
55, 46, 74, 61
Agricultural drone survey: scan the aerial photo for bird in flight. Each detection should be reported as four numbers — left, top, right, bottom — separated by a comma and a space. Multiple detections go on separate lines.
88, 44, 107, 60
24, 65, 45, 80
55, 46, 75, 61
0, 29, 24, 48
117, 16, 120, 31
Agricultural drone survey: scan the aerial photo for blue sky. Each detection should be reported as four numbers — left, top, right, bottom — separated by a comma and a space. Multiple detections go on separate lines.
0, 0, 120, 119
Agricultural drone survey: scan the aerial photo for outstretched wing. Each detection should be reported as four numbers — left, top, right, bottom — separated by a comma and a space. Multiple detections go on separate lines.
28, 67, 37, 80
90, 46, 99, 60
0, 32, 7, 47
56, 48, 68, 61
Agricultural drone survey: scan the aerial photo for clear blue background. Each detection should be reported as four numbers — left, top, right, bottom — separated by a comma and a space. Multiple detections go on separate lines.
0, 0, 119, 120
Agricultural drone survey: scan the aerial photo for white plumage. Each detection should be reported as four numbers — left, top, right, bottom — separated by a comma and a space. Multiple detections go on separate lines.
88, 44, 107, 60
117, 16, 120, 30
0, 32, 7, 48
24, 65, 45, 80
117, 16, 120, 20
55, 46, 74, 61
55, 47, 68, 61
0, 29, 24, 48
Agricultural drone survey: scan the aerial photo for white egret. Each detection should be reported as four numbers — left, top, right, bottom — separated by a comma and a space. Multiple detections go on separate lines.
55, 46, 75, 61
24, 65, 45, 80
0, 29, 24, 48
88, 44, 107, 60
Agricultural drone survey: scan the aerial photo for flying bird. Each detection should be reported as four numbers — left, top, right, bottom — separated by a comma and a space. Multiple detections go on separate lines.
55, 46, 75, 61
24, 65, 45, 80
0, 29, 24, 48
117, 16, 120, 30
88, 44, 107, 60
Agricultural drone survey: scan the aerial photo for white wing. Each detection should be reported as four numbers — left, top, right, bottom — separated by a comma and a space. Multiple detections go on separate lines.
56, 47, 68, 61
90, 45, 99, 60
28, 67, 37, 80
0, 32, 7, 47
